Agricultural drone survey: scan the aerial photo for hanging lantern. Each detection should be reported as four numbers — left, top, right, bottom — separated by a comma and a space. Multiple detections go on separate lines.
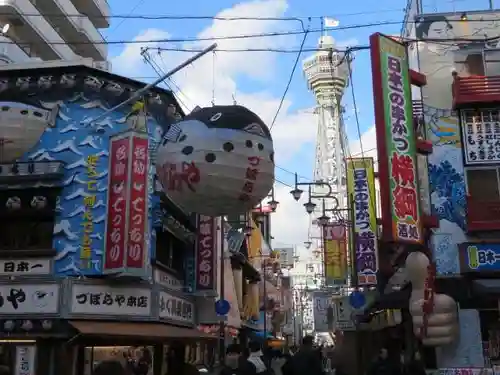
156, 105, 275, 216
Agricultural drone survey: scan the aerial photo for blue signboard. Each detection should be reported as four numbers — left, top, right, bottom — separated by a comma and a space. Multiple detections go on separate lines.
459, 242, 500, 273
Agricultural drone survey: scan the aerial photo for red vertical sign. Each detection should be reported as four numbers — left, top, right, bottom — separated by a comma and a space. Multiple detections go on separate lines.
195, 215, 216, 291
103, 137, 130, 272
126, 136, 149, 269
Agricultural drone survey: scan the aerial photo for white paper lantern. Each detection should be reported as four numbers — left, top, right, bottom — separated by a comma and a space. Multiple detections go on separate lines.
156, 105, 275, 216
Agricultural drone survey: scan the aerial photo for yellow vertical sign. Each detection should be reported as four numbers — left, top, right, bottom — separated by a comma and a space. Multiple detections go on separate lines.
244, 214, 262, 320
323, 224, 347, 285
346, 158, 379, 286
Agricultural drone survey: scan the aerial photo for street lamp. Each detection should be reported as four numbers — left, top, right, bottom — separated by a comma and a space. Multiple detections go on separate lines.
267, 186, 279, 212
289, 173, 333, 204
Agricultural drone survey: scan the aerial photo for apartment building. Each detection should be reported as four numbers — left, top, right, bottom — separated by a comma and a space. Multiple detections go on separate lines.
0, 0, 109, 68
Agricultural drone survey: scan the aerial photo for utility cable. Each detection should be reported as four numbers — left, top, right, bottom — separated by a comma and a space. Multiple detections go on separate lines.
106, 0, 148, 37
269, 26, 310, 130
6, 19, 500, 46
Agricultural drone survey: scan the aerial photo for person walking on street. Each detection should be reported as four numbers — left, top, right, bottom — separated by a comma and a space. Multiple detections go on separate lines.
367, 348, 400, 375
240, 341, 272, 375
282, 336, 324, 375
219, 344, 243, 375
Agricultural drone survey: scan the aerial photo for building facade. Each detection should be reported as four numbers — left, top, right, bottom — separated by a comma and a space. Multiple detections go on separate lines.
0, 63, 223, 375
0, 0, 109, 67
401, 1, 500, 368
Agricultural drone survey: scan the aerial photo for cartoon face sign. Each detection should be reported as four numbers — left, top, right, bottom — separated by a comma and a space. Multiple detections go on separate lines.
156, 105, 275, 216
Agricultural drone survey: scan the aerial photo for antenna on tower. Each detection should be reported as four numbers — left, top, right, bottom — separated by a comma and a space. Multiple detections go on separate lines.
232, 94, 237, 105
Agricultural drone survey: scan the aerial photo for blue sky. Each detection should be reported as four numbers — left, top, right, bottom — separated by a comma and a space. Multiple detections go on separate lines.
104, 0, 497, 249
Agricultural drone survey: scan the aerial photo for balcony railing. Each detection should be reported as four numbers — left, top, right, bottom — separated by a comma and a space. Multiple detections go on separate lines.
466, 195, 500, 231
452, 74, 500, 108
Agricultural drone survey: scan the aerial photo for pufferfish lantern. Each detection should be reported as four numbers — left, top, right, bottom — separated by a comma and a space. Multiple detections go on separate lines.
156, 105, 275, 216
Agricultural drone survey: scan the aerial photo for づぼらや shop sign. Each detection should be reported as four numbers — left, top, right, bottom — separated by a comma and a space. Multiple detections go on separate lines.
369, 32, 422, 245
158, 291, 194, 324
195, 215, 216, 292
70, 284, 151, 317
0, 284, 59, 314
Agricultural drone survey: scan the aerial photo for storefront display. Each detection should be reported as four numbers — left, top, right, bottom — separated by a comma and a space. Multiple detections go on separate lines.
84, 346, 154, 375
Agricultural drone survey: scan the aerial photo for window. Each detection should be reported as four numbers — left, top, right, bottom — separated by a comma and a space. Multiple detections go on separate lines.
465, 53, 485, 76
466, 168, 500, 202
485, 49, 500, 76
155, 229, 186, 275
0, 189, 56, 251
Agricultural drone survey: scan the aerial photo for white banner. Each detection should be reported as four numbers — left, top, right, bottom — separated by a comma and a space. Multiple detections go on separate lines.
70, 284, 151, 316
0, 284, 59, 314
158, 291, 194, 324
312, 292, 329, 332
14, 346, 36, 375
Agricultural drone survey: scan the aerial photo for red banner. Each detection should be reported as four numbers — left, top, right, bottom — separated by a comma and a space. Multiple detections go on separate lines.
103, 137, 130, 272
195, 215, 216, 291
103, 132, 149, 277
126, 136, 149, 269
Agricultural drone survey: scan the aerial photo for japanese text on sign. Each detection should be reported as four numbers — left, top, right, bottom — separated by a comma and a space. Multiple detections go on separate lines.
104, 138, 130, 271
15, 346, 36, 375
159, 292, 194, 323
323, 224, 347, 284
462, 109, 500, 165
196, 215, 215, 290
386, 53, 422, 243
1, 259, 48, 275
126, 137, 148, 269
352, 166, 377, 285
81, 154, 100, 270
75, 291, 149, 308
239, 156, 261, 202
157, 161, 200, 192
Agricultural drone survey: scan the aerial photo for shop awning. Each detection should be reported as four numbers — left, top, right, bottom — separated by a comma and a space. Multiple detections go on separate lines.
70, 321, 217, 340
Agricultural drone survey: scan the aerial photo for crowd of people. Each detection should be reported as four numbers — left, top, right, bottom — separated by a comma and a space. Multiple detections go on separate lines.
88, 337, 427, 375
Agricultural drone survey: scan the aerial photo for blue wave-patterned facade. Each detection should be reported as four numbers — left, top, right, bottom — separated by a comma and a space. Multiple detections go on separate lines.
0, 65, 183, 277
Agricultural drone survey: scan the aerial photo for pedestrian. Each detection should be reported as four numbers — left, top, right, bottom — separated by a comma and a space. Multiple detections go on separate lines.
165, 341, 200, 375
367, 348, 399, 375
219, 344, 243, 375
404, 352, 426, 375
283, 336, 324, 375
240, 341, 272, 375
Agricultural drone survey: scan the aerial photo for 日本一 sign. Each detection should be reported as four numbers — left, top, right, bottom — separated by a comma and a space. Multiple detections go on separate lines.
158, 291, 194, 325
0, 284, 59, 314
346, 158, 379, 285
370, 33, 423, 244
195, 215, 216, 292
0, 258, 51, 276
70, 284, 151, 316
459, 242, 500, 273
103, 131, 149, 277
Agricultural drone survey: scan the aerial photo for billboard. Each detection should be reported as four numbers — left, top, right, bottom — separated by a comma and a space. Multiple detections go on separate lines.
103, 131, 150, 277
370, 32, 423, 244
312, 291, 330, 332
459, 243, 500, 273
346, 158, 378, 285
323, 223, 347, 285
275, 247, 294, 268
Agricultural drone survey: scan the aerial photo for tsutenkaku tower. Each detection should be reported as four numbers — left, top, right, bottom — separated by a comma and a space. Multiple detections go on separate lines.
302, 34, 349, 274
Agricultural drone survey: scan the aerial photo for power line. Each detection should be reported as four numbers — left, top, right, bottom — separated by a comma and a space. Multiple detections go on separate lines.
270, 30, 309, 130
2, 19, 499, 47
0, 8, 407, 20
107, 0, 149, 36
